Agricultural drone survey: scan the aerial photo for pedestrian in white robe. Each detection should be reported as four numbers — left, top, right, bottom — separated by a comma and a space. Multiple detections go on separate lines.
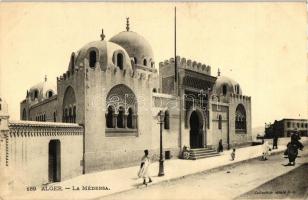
138, 149, 152, 185
262, 141, 271, 160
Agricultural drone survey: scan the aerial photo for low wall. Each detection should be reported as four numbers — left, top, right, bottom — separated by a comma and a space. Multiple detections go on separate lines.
0, 121, 84, 196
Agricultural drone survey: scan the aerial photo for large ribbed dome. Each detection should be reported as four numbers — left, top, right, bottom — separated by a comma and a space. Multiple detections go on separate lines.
109, 31, 154, 67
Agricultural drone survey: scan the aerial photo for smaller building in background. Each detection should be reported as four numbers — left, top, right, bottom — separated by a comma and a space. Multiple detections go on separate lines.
265, 118, 308, 138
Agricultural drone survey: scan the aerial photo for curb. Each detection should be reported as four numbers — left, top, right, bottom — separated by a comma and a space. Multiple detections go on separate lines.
96, 148, 286, 200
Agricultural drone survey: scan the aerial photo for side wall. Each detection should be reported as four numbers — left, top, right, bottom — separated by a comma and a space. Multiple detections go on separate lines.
28, 96, 58, 122
3, 122, 83, 188
229, 94, 252, 147
57, 64, 86, 124
151, 94, 181, 159
84, 60, 162, 172
211, 103, 229, 149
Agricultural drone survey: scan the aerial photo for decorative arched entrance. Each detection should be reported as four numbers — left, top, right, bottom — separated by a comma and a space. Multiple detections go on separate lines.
189, 110, 204, 149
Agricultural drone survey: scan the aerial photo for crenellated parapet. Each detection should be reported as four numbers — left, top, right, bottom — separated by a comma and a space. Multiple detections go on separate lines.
58, 58, 157, 86
103, 61, 157, 83
57, 63, 85, 84
159, 56, 211, 76
230, 93, 251, 103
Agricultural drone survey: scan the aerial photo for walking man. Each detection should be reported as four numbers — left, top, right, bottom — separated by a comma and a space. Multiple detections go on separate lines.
138, 149, 152, 185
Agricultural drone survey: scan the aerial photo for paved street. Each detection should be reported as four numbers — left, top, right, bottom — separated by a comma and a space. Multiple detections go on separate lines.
100, 149, 308, 200
237, 163, 308, 199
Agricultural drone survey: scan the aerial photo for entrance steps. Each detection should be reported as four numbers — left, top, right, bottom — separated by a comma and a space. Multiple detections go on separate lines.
189, 147, 220, 160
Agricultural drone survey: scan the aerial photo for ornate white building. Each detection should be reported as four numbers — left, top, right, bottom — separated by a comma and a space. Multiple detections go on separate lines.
1, 19, 252, 188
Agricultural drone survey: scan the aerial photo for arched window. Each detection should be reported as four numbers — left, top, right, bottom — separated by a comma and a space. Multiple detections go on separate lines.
152, 88, 157, 93
89, 50, 97, 68
133, 57, 137, 64
106, 106, 115, 128
53, 112, 56, 122
105, 84, 138, 134
69, 107, 72, 123
234, 85, 240, 95
127, 108, 133, 129
218, 115, 222, 130
117, 107, 125, 128
34, 90, 39, 99
222, 85, 227, 96
164, 110, 170, 130
235, 104, 246, 132
116, 53, 124, 70
143, 59, 147, 66
62, 109, 65, 122
22, 109, 27, 120
71, 53, 75, 72
64, 108, 68, 122
62, 86, 76, 123
73, 106, 76, 123
47, 91, 53, 98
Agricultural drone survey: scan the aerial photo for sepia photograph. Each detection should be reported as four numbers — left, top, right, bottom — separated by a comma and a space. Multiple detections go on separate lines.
0, 1, 307, 200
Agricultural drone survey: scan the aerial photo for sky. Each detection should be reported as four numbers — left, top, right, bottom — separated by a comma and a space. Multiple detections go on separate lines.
0, 2, 307, 129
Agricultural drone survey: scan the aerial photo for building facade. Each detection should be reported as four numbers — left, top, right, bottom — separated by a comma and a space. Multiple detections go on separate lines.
1, 20, 252, 187
265, 119, 308, 138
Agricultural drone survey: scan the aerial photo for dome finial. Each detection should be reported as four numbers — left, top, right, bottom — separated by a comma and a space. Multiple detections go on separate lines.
217, 68, 221, 76
126, 17, 130, 31
100, 29, 105, 41
44, 75, 47, 82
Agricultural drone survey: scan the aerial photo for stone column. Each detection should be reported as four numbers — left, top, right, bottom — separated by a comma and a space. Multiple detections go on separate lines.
113, 114, 118, 128
132, 114, 137, 129
124, 114, 128, 128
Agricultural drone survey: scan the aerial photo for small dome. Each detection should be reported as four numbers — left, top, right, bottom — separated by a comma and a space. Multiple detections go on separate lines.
29, 77, 57, 102
75, 40, 132, 70
213, 75, 242, 96
109, 31, 154, 67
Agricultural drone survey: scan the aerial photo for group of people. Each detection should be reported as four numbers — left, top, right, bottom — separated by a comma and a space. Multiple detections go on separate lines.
218, 133, 304, 164
138, 132, 304, 185
261, 131, 304, 165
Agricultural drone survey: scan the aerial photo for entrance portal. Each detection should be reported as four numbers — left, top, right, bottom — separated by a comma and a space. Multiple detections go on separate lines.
48, 140, 61, 182
189, 111, 203, 149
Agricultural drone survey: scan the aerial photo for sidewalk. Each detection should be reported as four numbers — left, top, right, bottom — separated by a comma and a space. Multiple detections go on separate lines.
3, 142, 294, 200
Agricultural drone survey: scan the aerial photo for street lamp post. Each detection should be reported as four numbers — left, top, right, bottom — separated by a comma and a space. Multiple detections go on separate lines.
158, 110, 165, 177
